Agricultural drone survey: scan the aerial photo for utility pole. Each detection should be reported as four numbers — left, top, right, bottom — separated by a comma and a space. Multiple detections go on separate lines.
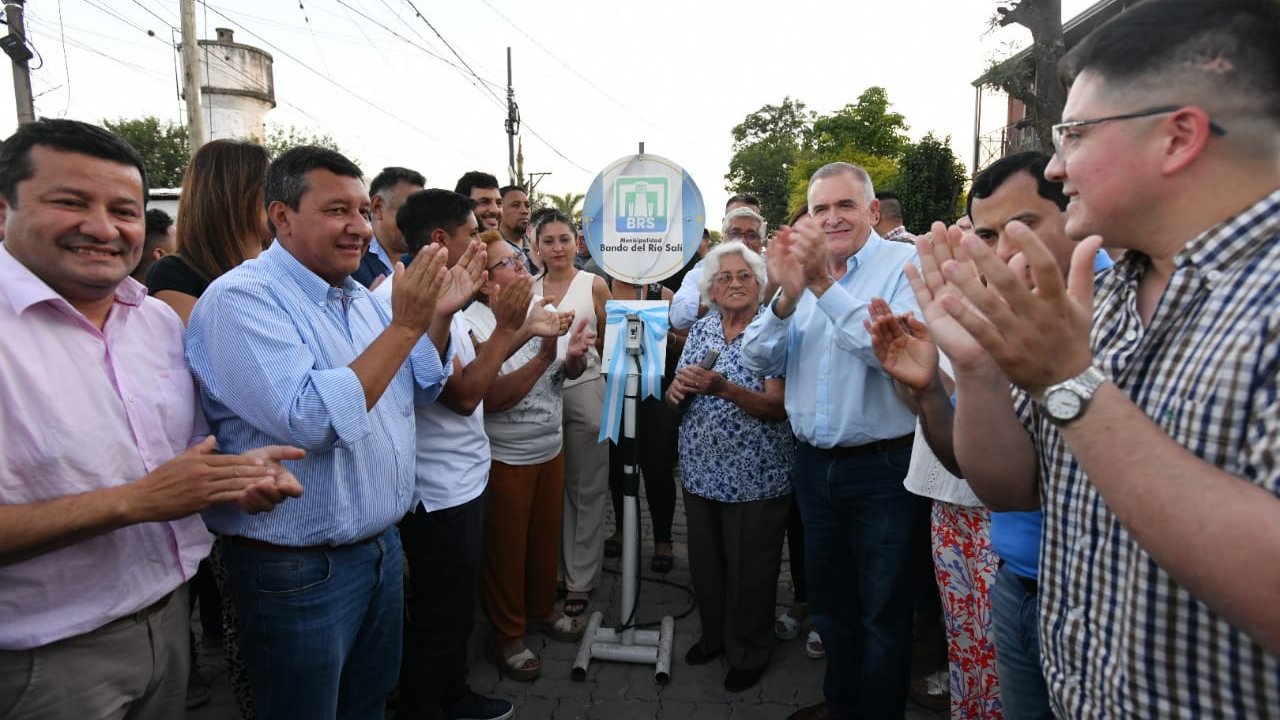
505, 47, 520, 186
2, 0, 35, 124
179, 0, 205, 156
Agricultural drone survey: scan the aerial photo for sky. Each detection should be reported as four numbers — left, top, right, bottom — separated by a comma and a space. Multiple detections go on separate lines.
0, 0, 1097, 220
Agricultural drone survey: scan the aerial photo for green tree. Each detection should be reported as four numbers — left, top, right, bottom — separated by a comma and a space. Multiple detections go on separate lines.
806, 86, 910, 161
787, 152, 900, 217
263, 123, 350, 162
546, 191, 585, 224
894, 133, 968, 232
102, 116, 189, 188
725, 97, 814, 229
981, 0, 1066, 152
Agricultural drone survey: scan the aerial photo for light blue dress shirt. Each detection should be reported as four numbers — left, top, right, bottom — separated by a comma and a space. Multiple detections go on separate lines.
186, 242, 453, 546
668, 260, 704, 330
741, 232, 919, 448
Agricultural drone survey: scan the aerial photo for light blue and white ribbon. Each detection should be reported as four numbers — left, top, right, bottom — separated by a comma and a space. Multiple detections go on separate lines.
598, 301, 669, 443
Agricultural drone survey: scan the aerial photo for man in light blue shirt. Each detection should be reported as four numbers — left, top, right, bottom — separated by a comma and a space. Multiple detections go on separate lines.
669, 197, 764, 330
186, 146, 481, 720
742, 162, 926, 720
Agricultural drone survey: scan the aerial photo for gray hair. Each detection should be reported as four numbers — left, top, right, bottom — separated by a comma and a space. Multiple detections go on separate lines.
807, 162, 875, 205
698, 241, 768, 312
721, 206, 767, 238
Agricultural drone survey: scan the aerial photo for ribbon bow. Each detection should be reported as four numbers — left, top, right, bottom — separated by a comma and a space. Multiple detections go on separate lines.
598, 301, 669, 443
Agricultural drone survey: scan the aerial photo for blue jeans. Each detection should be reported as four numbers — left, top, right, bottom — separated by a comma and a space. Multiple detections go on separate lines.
222, 528, 403, 720
990, 563, 1053, 720
793, 442, 927, 720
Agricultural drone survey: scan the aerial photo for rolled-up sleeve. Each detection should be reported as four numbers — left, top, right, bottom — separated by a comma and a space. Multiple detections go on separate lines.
741, 303, 789, 376
186, 283, 372, 451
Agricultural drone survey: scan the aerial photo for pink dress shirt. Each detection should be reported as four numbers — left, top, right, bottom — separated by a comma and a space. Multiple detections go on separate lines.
0, 245, 212, 649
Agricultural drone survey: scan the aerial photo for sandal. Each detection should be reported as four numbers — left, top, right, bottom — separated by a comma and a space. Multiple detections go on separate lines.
563, 592, 590, 617
775, 611, 801, 641
805, 629, 826, 660
532, 612, 586, 642
492, 643, 541, 681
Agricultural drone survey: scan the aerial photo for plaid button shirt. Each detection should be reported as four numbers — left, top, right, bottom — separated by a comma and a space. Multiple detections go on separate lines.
1015, 188, 1280, 718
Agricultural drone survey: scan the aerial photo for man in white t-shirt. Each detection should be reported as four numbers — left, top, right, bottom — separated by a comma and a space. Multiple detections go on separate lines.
374, 189, 563, 720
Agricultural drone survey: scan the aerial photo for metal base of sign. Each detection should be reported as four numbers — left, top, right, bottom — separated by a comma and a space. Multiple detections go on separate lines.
571, 323, 674, 684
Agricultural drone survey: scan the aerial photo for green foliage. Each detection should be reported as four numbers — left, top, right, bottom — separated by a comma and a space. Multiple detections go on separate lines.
262, 124, 351, 163
894, 133, 968, 232
102, 116, 189, 189
787, 150, 900, 217
725, 97, 813, 230
546, 191, 585, 224
807, 87, 910, 161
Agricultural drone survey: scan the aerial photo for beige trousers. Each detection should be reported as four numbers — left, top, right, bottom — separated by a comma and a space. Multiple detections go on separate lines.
0, 585, 189, 720
560, 376, 610, 592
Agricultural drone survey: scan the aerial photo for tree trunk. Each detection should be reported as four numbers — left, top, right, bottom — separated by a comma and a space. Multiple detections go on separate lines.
997, 0, 1067, 151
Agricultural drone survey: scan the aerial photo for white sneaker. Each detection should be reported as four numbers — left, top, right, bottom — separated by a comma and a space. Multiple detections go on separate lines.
775, 610, 801, 640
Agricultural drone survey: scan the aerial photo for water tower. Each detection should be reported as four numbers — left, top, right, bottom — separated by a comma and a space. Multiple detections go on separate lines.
198, 28, 275, 141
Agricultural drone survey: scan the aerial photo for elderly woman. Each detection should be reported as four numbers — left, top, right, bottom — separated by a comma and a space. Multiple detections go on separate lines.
666, 241, 792, 693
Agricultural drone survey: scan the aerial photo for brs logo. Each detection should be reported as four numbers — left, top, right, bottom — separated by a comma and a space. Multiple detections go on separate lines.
615, 176, 668, 233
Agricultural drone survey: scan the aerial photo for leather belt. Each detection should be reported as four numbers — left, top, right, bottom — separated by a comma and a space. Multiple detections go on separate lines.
228, 532, 382, 553
814, 433, 914, 458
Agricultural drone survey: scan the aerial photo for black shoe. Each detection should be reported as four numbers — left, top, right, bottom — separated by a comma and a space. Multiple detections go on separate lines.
443, 691, 514, 720
724, 666, 763, 692
684, 641, 722, 665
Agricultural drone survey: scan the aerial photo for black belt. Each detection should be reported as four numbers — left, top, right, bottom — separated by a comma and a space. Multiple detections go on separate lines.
811, 433, 914, 458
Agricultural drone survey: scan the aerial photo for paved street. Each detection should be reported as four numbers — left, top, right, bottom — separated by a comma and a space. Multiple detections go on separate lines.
189, 486, 947, 720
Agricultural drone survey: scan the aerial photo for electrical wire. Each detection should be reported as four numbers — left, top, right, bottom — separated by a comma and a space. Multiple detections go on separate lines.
198, 1, 467, 155
477, 0, 675, 143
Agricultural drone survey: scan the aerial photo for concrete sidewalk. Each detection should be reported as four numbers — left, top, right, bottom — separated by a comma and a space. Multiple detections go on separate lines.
189, 488, 947, 720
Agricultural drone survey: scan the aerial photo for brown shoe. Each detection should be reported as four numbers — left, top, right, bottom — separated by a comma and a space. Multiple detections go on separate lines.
786, 701, 835, 720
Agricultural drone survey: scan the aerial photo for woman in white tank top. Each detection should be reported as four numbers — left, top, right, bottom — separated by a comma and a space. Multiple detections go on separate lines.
532, 211, 612, 616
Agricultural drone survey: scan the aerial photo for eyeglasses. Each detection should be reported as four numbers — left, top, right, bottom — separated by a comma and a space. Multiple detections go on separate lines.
725, 229, 761, 242
1051, 105, 1226, 155
486, 256, 524, 273
712, 270, 757, 287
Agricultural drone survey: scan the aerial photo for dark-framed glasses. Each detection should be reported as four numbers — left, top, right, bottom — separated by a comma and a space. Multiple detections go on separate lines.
1052, 105, 1226, 155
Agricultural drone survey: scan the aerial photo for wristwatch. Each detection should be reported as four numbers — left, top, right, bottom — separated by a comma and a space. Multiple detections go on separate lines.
1036, 366, 1107, 424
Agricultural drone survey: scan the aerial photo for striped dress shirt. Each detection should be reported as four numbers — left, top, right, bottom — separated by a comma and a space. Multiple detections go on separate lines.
186, 242, 452, 547
1016, 188, 1280, 718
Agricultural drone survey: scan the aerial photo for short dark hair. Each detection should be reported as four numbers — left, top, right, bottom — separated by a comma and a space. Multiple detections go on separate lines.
726, 193, 760, 211
1061, 0, 1280, 124
264, 145, 363, 211
454, 171, 499, 197
0, 119, 148, 206
369, 166, 425, 198
875, 190, 904, 222
145, 208, 174, 238
968, 151, 1067, 218
397, 189, 476, 256
499, 184, 527, 200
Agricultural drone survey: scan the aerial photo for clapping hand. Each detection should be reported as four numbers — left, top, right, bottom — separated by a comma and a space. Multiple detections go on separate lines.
864, 297, 937, 391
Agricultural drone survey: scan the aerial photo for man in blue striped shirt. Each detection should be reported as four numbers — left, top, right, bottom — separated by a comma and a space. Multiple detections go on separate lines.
186, 146, 485, 719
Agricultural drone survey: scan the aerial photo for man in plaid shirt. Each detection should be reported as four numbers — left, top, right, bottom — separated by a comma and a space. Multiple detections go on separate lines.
909, 0, 1280, 716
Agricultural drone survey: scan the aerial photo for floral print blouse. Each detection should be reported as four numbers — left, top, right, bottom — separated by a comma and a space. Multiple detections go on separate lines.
677, 308, 794, 503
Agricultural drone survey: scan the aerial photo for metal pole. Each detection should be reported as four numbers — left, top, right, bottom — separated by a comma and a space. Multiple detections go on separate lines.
179, 0, 205, 156
506, 47, 516, 186
4, 0, 35, 124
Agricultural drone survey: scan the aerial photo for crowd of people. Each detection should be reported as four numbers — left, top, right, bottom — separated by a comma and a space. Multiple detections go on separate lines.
1, 1, 1279, 719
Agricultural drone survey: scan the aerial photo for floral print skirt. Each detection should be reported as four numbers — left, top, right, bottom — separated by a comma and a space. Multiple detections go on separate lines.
932, 500, 1002, 719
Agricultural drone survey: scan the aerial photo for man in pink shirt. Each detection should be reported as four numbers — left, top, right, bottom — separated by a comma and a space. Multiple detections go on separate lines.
0, 119, 302, 720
